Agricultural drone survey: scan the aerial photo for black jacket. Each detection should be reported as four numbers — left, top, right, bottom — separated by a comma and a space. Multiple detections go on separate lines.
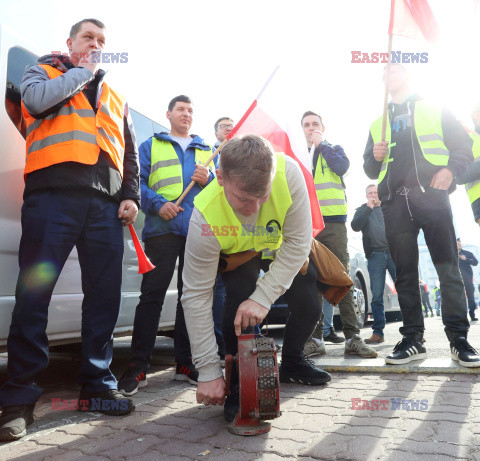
351, 204, 386, 258
459, 249, 478, 279
363, 95, 473, 202
21, 54, 140, 205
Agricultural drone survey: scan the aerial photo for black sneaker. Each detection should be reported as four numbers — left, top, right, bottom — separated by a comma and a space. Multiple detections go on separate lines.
385, 334, 427, 365
279, 357, 331, 385
0, 405, 35, 441
450, 335, 480, 368
224, 382, 239, 423
324, 330, 345, 343
174, 362, 199, 385
77, 389, 135, 416
118, 364, 148, 396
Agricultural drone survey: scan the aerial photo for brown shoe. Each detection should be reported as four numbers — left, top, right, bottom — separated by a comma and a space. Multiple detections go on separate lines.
365, 334, 385, 344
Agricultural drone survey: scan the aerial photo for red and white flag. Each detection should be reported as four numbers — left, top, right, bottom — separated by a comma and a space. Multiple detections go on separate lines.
389, 0, 440, 41
227, 68, 324, 237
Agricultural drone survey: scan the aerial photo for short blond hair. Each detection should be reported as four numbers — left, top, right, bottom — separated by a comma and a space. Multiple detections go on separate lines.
219, 135, 276, 196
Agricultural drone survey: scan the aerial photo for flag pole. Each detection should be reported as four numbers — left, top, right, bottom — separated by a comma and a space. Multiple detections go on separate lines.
381, 33, 393, 142
175, 66, 281, 207
174, 137, 229, 206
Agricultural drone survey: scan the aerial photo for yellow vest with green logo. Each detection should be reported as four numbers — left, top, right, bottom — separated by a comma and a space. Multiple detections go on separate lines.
370, 100, 449, 184
313, 153, 347, 216
194, 154, 292, 256
148, 138, 214, 201
465, 131, 480, 204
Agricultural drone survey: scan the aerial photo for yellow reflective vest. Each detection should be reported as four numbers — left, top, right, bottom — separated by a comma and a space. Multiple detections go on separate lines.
194, 153, 292, 256
313, 152, 347, 217
370, 100, 449, 184
465, 131, 480, 205
148, 138, 213, 201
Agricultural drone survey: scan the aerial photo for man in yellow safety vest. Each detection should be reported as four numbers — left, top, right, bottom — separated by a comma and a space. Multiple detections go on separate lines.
364, 63, 479, 367
117, 95, 215, 396
181, 134, 331, 418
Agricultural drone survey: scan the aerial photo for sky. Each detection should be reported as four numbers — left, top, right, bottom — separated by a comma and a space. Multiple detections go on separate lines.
1, 0, 480, 249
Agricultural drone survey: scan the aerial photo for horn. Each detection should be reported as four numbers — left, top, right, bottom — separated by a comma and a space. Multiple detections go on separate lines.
128, 225, 155, 274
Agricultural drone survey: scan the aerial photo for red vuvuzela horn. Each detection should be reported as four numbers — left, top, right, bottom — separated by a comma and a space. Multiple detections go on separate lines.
128, 225, 155, 274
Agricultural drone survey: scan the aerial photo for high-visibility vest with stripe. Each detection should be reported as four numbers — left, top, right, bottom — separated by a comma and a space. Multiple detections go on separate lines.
22, 64, 126, 176
465, 131, 480, 205
148, 138, 213, 201
370, 100, 450, 184
194, 153, 292, 255
313, 153, 347, 216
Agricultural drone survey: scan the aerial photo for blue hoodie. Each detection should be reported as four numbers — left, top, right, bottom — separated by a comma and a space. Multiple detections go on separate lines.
139, 132, 215, 241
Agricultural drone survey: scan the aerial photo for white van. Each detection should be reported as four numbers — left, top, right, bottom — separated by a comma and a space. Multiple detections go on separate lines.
0, 25, 177, 350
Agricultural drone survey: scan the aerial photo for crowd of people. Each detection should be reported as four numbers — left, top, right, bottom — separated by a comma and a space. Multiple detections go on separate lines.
1, 17, 480, 441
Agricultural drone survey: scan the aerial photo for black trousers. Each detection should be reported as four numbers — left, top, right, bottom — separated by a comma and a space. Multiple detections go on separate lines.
382, 186, 469, 336
130, 234, 191, 369
461, 272, 477, 317
221, 256, 321, 363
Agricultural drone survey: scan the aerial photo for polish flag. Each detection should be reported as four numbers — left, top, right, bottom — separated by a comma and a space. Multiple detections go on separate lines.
227, 68, 324, 237
388, 0, 439, 42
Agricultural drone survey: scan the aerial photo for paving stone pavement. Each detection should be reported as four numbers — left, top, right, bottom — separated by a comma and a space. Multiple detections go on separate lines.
2, 367, 480, 461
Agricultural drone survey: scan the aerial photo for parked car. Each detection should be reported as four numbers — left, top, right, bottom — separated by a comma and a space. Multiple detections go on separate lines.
265, 238, 401, 329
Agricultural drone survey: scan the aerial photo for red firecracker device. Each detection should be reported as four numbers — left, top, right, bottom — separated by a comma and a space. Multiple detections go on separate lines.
225, 334, 281, 436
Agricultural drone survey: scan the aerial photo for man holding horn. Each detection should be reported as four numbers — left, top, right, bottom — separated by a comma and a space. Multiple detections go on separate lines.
182, 134, 331, 419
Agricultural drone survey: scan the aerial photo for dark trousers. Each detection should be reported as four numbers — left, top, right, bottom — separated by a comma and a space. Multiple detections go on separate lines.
422, 292, 434, 316
212, 274, 226, 357
382, 186, 469, 336
314, 222, 359, 339
221, 256, 321, 363
130, 234, 191, 369
367, 250, 396, 337
0, 190, 124, 407
461, 272, 477, 317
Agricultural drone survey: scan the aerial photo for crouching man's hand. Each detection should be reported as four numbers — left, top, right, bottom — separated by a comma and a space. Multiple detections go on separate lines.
197, 377, 226, 406
234, 299, 269, 336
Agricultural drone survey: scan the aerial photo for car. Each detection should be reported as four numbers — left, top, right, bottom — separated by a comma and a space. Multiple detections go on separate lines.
265, 238, 401, 329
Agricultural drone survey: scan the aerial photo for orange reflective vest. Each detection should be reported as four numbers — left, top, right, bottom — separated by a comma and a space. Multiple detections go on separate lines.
22, 64, 126, 176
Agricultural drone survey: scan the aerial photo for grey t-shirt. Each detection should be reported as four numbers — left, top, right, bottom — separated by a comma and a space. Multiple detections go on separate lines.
170, 135, 192, 153
370, 206, 389, 252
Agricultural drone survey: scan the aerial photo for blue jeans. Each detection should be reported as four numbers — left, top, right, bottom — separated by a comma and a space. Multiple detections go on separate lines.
367, 250, 396, 338
322, 299, 334, 336
0, 190, 124, 406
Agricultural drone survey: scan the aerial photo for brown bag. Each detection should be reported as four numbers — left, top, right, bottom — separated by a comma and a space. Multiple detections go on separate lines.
309, 239, 353, 306
218, 250, 260, 273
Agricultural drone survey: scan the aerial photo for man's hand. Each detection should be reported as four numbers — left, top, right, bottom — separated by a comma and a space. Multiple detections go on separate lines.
234, 299, 269, 336
310, 130, 323, 148
197, 377, 226, 406
367, 197, 376, 209
430, 168, 453, 191
159, 202, 184, 220
373, 142, 388, 162
459, 254, 467, 261
191, 164, 209, 186
78, 49, 100, 75
118, 199, 138, 226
